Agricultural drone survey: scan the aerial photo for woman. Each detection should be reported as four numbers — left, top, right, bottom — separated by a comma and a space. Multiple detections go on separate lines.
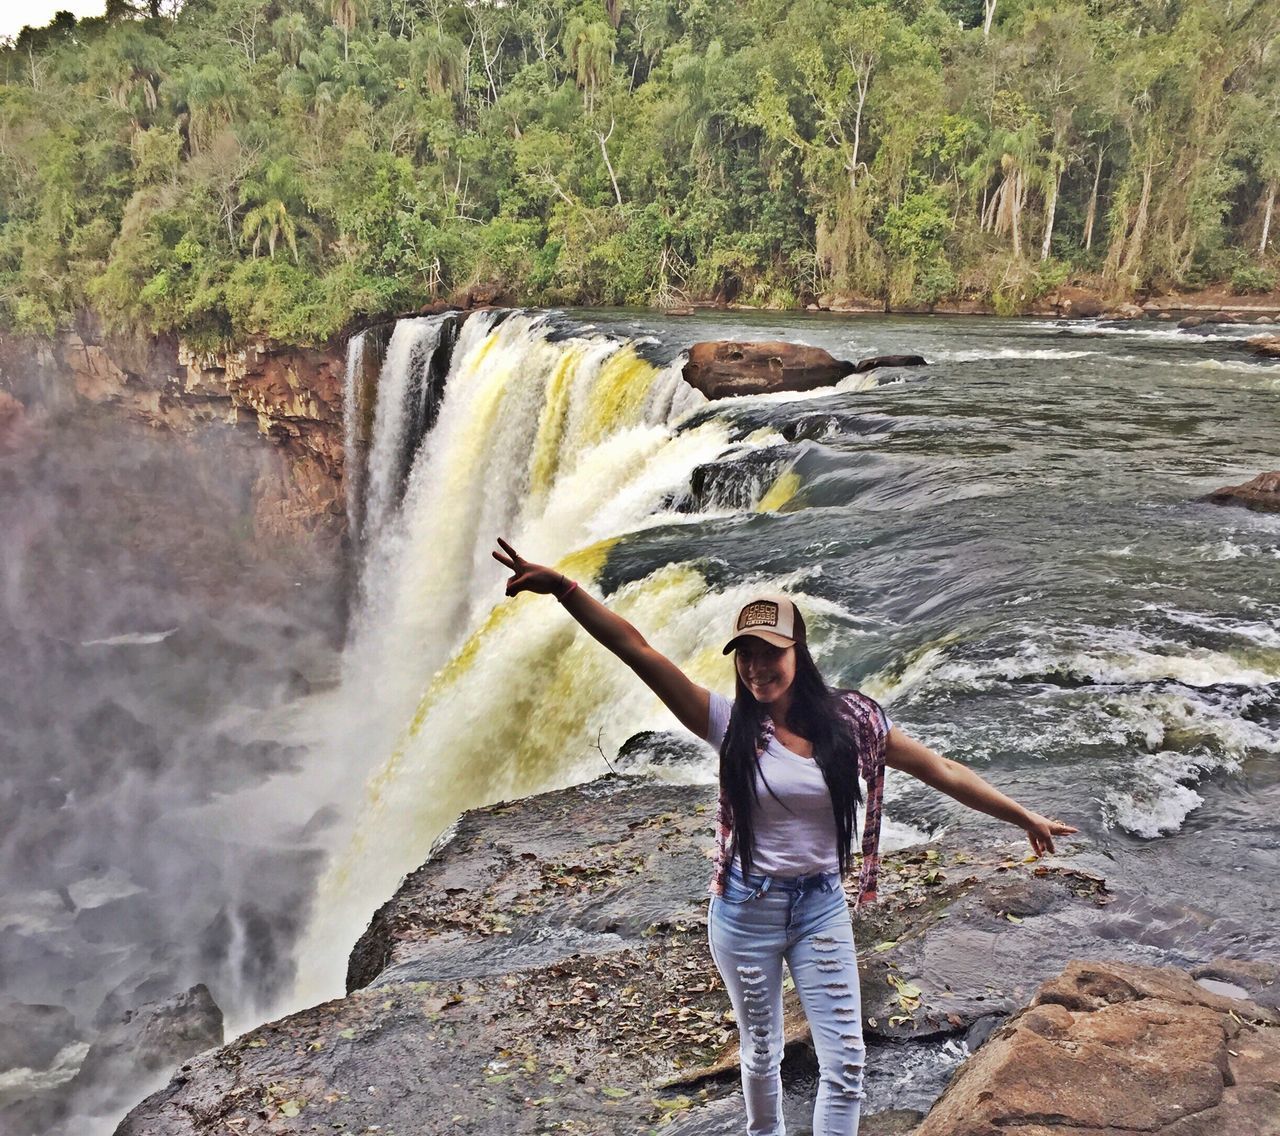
491, 537, 1076, 1136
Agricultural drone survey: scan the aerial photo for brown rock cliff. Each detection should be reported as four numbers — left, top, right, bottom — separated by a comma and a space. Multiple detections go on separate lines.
0, 321, 355, 542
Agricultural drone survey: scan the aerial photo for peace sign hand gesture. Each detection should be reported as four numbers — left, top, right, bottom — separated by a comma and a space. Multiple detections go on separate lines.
491, 537, 565, 597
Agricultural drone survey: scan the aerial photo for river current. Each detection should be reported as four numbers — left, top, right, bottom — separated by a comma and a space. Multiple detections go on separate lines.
1, 311, 1277, 1132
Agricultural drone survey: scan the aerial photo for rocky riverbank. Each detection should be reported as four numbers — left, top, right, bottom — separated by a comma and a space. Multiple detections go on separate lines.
114, 763, 1279, 1135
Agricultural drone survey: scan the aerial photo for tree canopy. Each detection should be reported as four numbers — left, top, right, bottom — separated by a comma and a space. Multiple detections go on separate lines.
1, 0, 1276, 345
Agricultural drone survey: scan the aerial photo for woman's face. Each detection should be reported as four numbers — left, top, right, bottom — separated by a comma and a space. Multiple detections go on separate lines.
734, 638, 797, 704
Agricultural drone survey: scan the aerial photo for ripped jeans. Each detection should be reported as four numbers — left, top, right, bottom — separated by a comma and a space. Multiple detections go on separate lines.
708, 864, 866, 1136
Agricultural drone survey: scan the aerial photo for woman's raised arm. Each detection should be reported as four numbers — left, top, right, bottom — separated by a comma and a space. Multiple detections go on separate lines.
492, 537, 711, 738
884, 727, 1077, 857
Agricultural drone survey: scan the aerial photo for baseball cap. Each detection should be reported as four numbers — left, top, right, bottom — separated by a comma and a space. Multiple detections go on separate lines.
722, 594, 801, 654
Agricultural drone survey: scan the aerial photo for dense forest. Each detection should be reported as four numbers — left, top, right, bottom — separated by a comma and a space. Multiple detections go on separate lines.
1, 0, 1277, 346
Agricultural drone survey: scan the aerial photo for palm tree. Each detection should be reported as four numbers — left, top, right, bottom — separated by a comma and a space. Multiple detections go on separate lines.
240, 159, 306, 262
564, 17, 614, 113
87, 27, 166, 127
171, 63, 246, 154
329, 0, 367, 62
281, 44, 344, 123
271, 11, 315, 66
977, 121, 1042, 259
411, 26, 466, 98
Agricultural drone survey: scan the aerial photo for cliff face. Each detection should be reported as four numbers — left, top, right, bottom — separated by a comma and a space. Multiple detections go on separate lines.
0, 318, 351, 542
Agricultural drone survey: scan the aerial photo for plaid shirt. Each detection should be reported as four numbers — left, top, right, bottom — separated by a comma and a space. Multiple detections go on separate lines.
708, 689, 890, 910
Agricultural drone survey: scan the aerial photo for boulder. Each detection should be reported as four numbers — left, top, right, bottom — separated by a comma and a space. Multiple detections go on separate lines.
1063, 296, 1105, 318
416, 300, 464, 317
1202, 470, 1280, 514
1038, 285, 1107, 318
817, 291, 884, 313
913, 959, 1280, 1136
1109, 302, 1145, 320
1178, 316, 1206, 329
851, 354, 928, 374
70, 984, 223, 1112
0, 999, 81, 1072
683, 340, 855, 399
1246, 333, 1280, 358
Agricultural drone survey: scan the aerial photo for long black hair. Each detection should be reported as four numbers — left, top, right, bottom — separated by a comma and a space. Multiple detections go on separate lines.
718, 607, 864, 879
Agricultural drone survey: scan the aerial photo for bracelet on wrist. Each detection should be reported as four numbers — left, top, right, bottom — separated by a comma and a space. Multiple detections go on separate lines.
556, 578, 579, 602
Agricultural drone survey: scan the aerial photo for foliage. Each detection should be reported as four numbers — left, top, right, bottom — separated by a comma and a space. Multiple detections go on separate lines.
1232, 265, 1277, 295
0, 0, 1276, 345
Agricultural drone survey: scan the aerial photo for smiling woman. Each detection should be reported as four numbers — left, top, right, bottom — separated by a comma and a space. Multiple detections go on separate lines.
490, 535, 1075, 1136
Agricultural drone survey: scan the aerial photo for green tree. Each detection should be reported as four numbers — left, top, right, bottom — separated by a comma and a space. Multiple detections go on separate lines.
271, 11, 315, 66
329, 0, 367, 62
564, 17, 615, 113
240, 158, 306, 261
171, 62, 247, 155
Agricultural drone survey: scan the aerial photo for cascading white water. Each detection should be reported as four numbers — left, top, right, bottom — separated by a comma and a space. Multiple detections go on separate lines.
360, 316, 451, 552
291, 310, 859, 1001
342, 331, 366, 541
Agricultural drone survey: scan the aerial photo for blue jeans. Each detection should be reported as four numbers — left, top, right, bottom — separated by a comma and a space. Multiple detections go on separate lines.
708, 864, 866, 1136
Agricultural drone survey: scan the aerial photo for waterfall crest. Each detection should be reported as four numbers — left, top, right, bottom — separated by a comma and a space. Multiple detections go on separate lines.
292, 310, 809, 1001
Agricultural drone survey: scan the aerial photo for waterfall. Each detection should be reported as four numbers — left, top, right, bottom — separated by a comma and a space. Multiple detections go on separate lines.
360, 315, 456, 551
681, 445, 799, 513
342, 332, 366, 541
291, 310, 797, 1001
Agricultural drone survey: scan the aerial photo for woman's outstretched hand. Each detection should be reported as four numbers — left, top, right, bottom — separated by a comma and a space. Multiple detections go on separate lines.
491, 537, 565, 597
1021, 810, 1078, 857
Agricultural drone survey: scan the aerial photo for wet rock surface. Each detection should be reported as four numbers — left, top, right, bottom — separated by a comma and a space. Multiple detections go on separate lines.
683, 341, 856, 398
850, 354, 928, 374
0, 999, 81, 1072
112, 768, 1256, 1136
71, 985, 224, 1112
682, 341, 929, 399
1202, 470, 1280, 513
913, 959, 1280, 1136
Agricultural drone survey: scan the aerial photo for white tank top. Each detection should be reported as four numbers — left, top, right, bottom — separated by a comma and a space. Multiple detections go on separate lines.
704, 691, 892, 879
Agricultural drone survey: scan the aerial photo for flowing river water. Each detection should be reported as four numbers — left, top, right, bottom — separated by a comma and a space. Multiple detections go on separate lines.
2, 310, 1277, 1132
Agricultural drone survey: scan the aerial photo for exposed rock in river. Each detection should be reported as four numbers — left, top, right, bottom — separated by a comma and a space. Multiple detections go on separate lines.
116, 766, 1261, 1135
683, 342, 927, 399
851, 354, 928, 374
684, 340, 855, 399
1202, 470, 1280, 514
